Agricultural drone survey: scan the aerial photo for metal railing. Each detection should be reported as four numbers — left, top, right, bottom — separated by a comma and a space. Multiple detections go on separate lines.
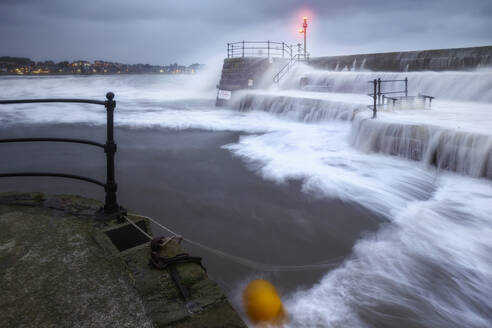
273, 53, 302, 83
227, 41, 302, 59
367, 78, 408, 118
272, 50, 311, 84
226, 41, 310, 84
0, 92, 125, 220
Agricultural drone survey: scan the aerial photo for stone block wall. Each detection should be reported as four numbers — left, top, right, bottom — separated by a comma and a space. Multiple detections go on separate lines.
309, 45, 492, 72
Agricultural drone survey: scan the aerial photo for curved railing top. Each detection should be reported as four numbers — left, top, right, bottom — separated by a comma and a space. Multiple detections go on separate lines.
0, 91, 115, 106
227, 40, 305, 59
229, 41, 286, 45
0, 98, 106, 105
0, 92, 124, 220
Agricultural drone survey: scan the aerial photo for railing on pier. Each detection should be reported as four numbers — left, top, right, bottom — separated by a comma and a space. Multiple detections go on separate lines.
367, 78, 408, 118
226, 41, 310, 84
0, 92, 125, 220
272, 46, 311, 84
273, 53, 304, 84
227, 41, 305, 59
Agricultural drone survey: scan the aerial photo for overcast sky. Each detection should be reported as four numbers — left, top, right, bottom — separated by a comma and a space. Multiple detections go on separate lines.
1, 0, 491, 65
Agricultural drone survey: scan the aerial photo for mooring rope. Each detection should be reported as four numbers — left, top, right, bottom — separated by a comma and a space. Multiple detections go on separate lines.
126, 212, 343, 272
123, 215, 181, 248
123, 215, 153, 240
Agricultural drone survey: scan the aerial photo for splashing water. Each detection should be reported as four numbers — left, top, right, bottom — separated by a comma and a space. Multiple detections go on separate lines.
1, 72, 492, 327
287, 66, 492, 103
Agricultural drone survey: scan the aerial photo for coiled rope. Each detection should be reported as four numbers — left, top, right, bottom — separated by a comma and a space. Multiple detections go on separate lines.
124, 213, 343, 272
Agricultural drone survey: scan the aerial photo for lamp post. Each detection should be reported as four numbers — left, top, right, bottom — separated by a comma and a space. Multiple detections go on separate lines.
298, 17, 308, 60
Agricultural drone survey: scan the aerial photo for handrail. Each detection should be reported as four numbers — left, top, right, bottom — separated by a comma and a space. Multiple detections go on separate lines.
367, 79, 407, 83
227, 41, 299, 59
368, 90, 407, 96
0, 138, 105, 148
0, 99, 105, 105
273, 54, 301, 83
272, 51, 310, 84
0, 173, 105, 188
378, 90, 408, 95
229, 41, 285, 45
368, 77, 408, 118
0, 92, 124, 220
226, 40, 310, 84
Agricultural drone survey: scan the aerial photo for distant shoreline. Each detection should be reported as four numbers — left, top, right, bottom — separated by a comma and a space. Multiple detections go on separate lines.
0, 56, 204, 76
0, 72, 196, 77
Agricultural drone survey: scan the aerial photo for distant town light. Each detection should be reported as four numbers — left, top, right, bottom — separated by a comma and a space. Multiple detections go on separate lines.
0, 57, 204, 75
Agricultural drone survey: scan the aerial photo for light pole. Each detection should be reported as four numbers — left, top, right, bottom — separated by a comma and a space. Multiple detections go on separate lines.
298, 17, 308, 60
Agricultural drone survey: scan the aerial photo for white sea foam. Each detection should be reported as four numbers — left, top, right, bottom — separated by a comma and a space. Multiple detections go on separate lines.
224, 123, 436, 218
284, 175, 492, 327
227, 69, 492, 326
223, 123, 492, 327
289, 66, 492, 103
351, 116, 492, 179
1, 73, 492, 327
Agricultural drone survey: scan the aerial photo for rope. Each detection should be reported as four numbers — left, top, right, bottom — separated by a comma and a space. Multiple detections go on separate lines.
123, 215, 153, 240
127, 212, 343, 272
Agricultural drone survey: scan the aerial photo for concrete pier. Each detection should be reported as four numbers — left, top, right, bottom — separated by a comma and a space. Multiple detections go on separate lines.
216, 57, 287, 105
308, 45, 492, 72
0, 192, 246, 328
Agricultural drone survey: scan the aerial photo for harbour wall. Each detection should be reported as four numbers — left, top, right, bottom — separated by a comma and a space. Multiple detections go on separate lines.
308, 46, 492, 72
216, 45, 492, 105
217, 57, 288, 90
216, 57, 287, 105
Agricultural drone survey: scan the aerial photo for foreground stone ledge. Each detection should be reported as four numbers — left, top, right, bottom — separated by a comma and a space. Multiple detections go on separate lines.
0, 192, 246, 328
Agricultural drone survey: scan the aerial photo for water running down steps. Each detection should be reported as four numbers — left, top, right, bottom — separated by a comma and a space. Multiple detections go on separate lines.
238, 68, 492, 180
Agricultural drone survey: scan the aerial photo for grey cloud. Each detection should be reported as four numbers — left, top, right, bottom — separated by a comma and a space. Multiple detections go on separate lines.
0, 0, 490, 64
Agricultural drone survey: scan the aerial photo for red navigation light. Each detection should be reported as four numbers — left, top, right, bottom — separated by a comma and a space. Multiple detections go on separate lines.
297, 15, 308, 59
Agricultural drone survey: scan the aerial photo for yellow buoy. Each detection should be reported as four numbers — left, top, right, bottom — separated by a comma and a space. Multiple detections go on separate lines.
243, 279, 287, 325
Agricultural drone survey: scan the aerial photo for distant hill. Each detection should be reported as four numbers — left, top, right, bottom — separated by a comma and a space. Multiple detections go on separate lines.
0, 56, 34, 65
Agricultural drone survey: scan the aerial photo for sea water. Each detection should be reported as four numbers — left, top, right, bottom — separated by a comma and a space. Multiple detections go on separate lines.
1, 70, 491, 327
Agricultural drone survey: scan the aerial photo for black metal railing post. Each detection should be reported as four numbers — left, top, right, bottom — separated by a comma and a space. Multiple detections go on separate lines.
377, 78, 382, 105
367, 77, 421, 114
103, 92, 119, 215
225, 41, 308, 60
0, 93, 126, 221
373, 79, 377, 119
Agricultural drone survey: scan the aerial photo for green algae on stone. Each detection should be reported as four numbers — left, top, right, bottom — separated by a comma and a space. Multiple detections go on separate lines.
0, 192, 246, 328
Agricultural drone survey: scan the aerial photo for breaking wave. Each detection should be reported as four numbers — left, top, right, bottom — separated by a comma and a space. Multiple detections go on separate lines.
2, 73, 492, 327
